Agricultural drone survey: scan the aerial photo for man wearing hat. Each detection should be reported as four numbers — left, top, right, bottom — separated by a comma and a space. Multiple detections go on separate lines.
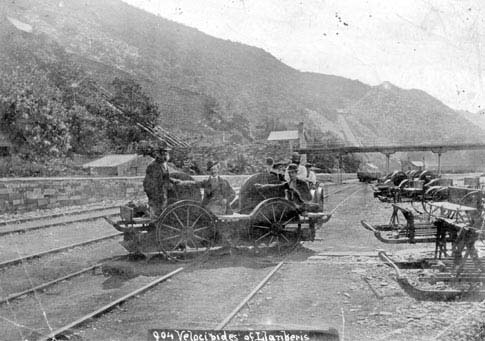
304, 162, 317, 189
284, 152, 308, 183
176, 160, 236, 215
202, 161, 236, 214
143, 142, 176, 218
255, 163, 316, 211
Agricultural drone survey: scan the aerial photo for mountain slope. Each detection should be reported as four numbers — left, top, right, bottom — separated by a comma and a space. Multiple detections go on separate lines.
2, 0, 485, 150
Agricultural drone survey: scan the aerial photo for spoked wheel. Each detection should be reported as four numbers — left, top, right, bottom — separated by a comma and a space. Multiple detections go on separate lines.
156, 200, 216, 258
422, 186, 448, 216
250, 198, 301, 248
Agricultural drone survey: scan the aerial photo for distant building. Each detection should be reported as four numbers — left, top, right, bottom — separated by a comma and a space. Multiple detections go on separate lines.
267, 130, 299, 143
401, 160, 425, 172
267, 122, 308, 162
82, 154, 154, 176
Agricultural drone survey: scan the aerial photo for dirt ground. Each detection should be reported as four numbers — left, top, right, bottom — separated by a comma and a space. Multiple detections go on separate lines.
76, 183, 485, 340
2, 182, 485, 341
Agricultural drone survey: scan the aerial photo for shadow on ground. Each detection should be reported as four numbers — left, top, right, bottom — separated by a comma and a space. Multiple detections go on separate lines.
100, 244, 317, 282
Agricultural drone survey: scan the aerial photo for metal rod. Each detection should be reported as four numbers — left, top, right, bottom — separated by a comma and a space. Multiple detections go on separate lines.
362, 277, 383, 300
38, 267, 184, 341
0, 264, 101, 305
0, 212, 119, 237
215, 261, 284, 330
95, 84, 188, 148
0, 232, 122, 269
0, 205, 120, 227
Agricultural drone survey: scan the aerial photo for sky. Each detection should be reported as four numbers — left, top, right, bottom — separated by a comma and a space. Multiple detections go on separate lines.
122, 0, 485, 113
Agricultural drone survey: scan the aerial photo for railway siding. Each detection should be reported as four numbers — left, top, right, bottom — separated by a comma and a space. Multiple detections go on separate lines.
3, 182, 484, 340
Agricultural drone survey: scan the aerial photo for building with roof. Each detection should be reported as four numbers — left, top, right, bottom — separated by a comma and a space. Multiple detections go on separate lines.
401, 160, 425, 172
267, 122, 308, 162
82, 154, 154, 176
267, 130, 299, 142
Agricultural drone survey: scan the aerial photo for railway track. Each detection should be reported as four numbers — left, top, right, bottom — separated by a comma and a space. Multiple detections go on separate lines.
0, 204, 124, 227
214, 183, 363, 330
0, 231, 122, 269
0, 183, 361, 340
0, 204, 126, 270
0, 264, 102, 305
37, 267, 184, 341
0, 207, 120, 236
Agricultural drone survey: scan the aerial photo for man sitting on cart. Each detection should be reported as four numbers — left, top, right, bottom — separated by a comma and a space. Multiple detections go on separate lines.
256, 163, 319, 212
284, 153, 307, 182
143, 142, 178, 218
174, 160, 236, 215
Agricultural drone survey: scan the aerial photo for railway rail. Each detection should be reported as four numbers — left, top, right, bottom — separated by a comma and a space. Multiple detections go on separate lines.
0, 264, 101, 305
1, 183, 360, 340
0, 231, 122, 269
0, 204, 123, 227
215, 183, 362, 331
38, 267, 184, 341
0, 208, 120, 236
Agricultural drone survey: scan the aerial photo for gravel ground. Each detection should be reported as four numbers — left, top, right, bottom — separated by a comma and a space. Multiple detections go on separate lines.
0, 238, 127, 296
0, 271, 158, 341
78, 266, 275, 340
0, 218, 120, 261
2, 182, 485, 340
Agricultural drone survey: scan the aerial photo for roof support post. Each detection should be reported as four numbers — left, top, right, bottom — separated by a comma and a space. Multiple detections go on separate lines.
337, 154, 344, 184
381, 149, 396, 174
431, 147, 447, 176
298, 122, 307, 164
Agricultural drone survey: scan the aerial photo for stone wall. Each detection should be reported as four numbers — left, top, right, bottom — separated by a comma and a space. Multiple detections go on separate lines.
0, 173, 355, 214
0, 175, 252, 214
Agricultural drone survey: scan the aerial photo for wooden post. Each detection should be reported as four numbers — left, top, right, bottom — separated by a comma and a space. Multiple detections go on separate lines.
437, 152, 442, 175
298, 122, 307, 164
386, 153, 390, 174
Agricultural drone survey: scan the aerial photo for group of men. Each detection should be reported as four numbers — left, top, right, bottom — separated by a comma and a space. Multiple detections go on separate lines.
265, 153, 317, 189
260, 153, 319, 211
143, 143, 318, 218
143, 143, 235, 218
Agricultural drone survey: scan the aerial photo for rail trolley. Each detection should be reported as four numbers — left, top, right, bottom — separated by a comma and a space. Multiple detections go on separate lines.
105, 172, 331, 258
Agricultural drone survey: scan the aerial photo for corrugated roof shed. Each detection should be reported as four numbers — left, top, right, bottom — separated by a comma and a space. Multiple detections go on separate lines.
82, 154, 140, 168
267, 130, 299, 141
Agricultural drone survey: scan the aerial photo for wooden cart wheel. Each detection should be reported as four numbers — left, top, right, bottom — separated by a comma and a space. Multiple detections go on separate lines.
156, 200, 216, 257
249, 198, 301, 247
421, 186, 448, 216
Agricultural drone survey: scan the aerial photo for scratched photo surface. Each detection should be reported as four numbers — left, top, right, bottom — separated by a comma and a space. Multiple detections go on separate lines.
1, 1, 485, 341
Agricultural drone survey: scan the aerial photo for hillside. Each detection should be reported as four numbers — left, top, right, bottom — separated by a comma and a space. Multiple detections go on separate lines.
2, 0, 485, 172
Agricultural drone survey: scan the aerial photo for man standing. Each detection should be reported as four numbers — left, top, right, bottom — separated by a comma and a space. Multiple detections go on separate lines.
143, 143, 174, 218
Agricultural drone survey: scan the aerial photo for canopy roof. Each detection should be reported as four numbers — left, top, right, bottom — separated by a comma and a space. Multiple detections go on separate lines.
267, 130, 299, 141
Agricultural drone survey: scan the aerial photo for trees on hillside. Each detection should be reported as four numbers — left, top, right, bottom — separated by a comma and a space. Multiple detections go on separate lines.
103, 78, 160, 152
0, 67, 71, 158
0, 59, 164, 160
